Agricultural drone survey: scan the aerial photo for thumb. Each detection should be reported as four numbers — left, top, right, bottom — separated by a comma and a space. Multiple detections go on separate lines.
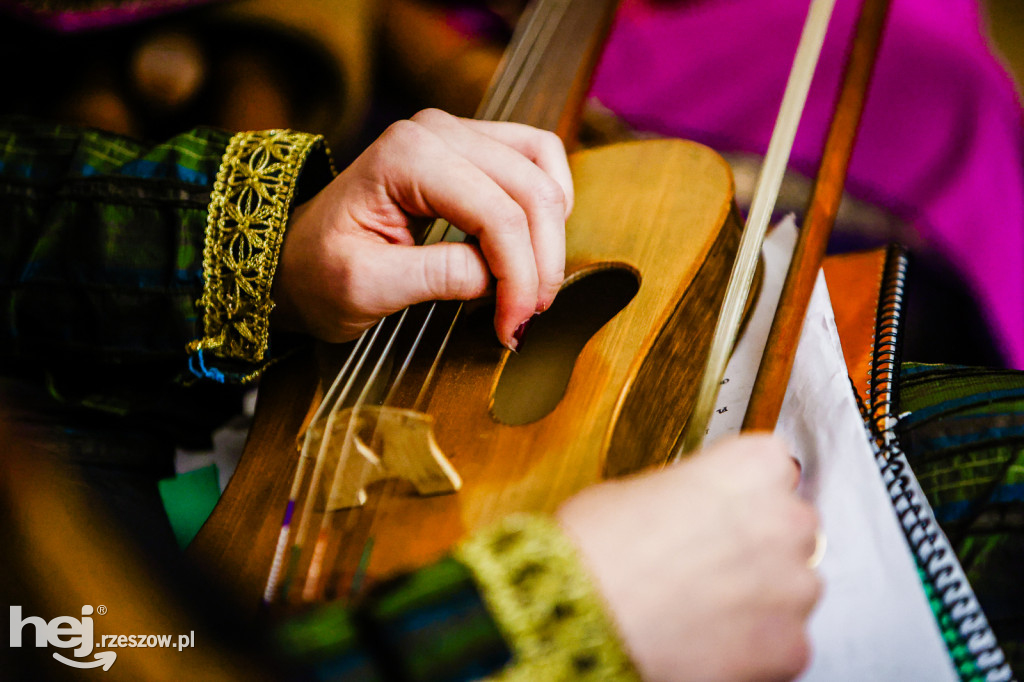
365, 241, 493, 313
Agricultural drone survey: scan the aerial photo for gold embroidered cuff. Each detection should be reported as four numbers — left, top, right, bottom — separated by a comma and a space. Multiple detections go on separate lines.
190, 130, 327, 383
455, 515, 640, 681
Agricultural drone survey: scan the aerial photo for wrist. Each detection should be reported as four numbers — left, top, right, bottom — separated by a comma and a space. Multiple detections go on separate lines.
455, 514, 640, 681
270, 199, 315, 336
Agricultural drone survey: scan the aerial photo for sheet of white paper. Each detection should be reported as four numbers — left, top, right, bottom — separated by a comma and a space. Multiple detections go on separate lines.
704, 217, 957, 681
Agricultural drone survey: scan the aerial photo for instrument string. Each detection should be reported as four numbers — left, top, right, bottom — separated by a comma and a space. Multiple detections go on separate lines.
381, 303, 437, 408
313, 299, 467, 599
275, 320, 388, 600
478, 0, 566, 122
316, 299, 464, 599
486, 0, 572, 123
312, 219, 462, 450
302, 309, 413, 600
262, 329, 371, 604
293, 222, 466, 601
412, 302, 464, 412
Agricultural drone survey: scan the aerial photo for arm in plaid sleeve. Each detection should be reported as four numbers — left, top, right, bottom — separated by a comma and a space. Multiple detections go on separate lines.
277, 518, 638, 682
0, 117, 332, 383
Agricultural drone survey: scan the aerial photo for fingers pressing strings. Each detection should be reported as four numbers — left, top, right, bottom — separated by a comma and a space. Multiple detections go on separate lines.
275, 109, 571, 350
376, 111, 570, 346
416, 112, 572, 313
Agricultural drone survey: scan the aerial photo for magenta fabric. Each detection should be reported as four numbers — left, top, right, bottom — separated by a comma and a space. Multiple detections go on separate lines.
0, 0, 219, 33
590, 0, 1024, 369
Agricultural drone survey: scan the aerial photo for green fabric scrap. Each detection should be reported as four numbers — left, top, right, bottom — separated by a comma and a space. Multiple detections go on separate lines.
157, 463, 221, 549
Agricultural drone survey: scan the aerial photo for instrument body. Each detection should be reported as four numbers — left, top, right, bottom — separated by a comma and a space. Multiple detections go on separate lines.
190, 138, 743, 604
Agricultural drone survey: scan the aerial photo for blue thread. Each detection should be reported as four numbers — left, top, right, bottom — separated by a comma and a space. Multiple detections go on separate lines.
189, 349, 227, 383
120, 159, 209, 184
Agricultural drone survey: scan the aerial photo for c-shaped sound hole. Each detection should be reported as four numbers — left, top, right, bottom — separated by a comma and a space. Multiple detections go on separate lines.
491, 265, 640, 425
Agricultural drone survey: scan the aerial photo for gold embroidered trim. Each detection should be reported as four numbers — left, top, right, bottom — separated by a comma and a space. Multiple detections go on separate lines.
455, 515, 640, 681
190, 130, 325, 380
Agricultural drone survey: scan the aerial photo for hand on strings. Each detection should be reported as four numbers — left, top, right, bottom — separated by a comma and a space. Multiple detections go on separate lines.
557, 434, 822, 682
274, 109, 572, 350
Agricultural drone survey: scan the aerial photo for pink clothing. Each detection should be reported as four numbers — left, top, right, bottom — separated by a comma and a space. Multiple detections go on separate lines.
0, 0, 220, 33
591, 0, 1024, 368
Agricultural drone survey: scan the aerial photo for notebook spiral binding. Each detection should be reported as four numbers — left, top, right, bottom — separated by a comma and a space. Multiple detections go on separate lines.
867, 245, 907, 438
860, 246, 1015, 682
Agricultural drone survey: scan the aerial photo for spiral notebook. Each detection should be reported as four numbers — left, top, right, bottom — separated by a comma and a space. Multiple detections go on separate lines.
855, 246, 1014, 681
703, 220, 1013, 680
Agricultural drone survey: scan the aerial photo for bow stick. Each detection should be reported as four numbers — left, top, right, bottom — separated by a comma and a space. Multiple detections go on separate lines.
679, 0, 892, 453
744, 0, 892, 431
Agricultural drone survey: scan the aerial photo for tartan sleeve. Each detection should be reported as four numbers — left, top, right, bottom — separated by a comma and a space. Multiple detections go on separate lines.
896, 363, 1024, 672
0, 118, 333, 384
278, 557, 512, 681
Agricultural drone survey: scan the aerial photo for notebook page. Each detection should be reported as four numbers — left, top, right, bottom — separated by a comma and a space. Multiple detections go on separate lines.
704, 217, 957, 681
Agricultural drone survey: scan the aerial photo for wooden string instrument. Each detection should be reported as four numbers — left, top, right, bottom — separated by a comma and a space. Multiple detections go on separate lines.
192, 0, 893, 614
189, 0, 750, 607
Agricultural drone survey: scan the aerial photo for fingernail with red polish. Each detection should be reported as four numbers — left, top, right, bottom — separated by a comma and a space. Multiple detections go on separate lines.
512, 316, 536, 352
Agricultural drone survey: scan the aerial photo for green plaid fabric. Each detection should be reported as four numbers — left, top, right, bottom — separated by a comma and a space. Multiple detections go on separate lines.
897, 363, 1024, 674
276, 557, 511, 682
0, 117, 226, 366
0, 116, 247, 444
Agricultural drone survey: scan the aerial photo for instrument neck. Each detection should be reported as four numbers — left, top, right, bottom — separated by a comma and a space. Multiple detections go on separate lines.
475, 0, 620, 145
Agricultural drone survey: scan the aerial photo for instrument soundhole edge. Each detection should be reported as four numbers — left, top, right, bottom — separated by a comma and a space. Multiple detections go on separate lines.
490, 263, 640, 425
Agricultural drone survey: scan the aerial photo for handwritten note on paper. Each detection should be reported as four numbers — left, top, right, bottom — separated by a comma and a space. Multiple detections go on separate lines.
703, 217, 957, 681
